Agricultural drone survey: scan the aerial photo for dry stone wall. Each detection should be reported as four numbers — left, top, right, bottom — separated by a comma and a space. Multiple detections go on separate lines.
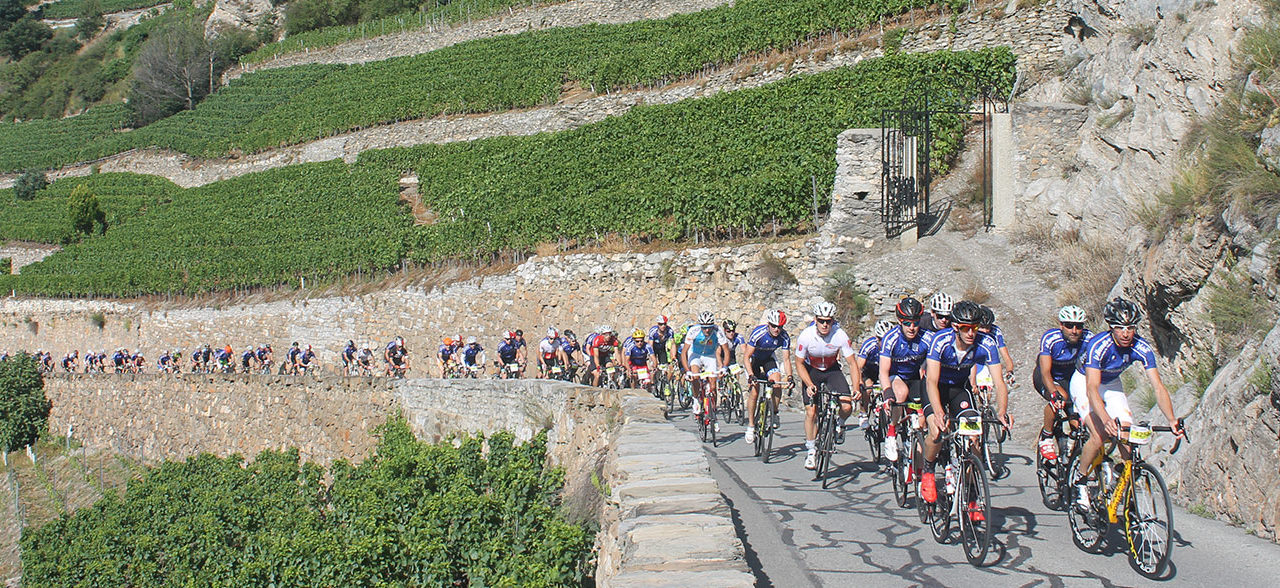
0, 243, 59, 274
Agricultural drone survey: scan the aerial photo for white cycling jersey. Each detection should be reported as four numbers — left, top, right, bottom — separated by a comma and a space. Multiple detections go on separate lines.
795, 324, 855, 371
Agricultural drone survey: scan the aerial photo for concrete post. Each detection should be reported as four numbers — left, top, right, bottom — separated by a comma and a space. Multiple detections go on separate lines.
991, 112, 1015, 229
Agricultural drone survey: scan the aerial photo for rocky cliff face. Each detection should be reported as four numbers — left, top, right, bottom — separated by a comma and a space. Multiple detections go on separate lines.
204, 0, 277, 38
1021, 0, 1259, 238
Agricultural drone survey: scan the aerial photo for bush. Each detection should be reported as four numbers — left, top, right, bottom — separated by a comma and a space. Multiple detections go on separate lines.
0, 257, 10, 274
66, 183, 107, 238
13, 169, 48, 201
1205, 265, 1270, 342
0, 352, 51, 452
824, 269, 873, 338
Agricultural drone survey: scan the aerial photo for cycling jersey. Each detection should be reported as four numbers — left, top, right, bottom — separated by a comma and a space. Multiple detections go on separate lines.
672, 324, 694, 348
112, 352, 126, 366
497, 341, 520, 363
584, 333, 599, 348
215, 349, 231, 363
562, 340, 580, 357
879, 326, 933, 379
241, 351, 255, 366
256, 348, 270, 361
438, 344, 454, 360
724, 332, 746, 363
648, 325, 673, 346
686, 326, 727, 358
856, 336, 881, 369
539, 337, 562, 360
191, 350, 202, 363
300, 350, 315, 365
589, 335, 618, 356
287, 348, 301, 363
795, 324, 855, 371
985, 324, 1008, 349
342, 345, 356, 362
462, 344, 484, 366
626, 342, 651, 366
927, 328, 1001, 386
747, 324, 791, 361
1077, 331, 1158, 385
1038, 327, 1092, 382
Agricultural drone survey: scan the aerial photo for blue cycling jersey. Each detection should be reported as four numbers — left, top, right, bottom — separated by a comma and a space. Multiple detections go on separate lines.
1077, 331, 1158, 385
687, 326, 727, 357
498, 342, 520, 362
438, 344, 454, 359
463, 345, 484, 366
626, 341, 651, 365
985, 324, 1008, 349
879, 326, 933, 379
562, 341, 580, 355
856, 337, 880, 368
747, 324, 790, 362
648, 325, 673, 345
927, 328, 1000, 386
241, 351, 254, 364
1038, 327, 1092, 381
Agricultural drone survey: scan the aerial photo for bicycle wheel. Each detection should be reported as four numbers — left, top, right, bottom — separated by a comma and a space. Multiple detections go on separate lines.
816, 414, 834, 486
959, 454, 992, 566
866, 412, 883, 466
762, 397, 776, 463
1035, 449, 1061, 511
892, 429, 910, 508
1066, 454, 1107, 553
914, 435, 932, 524
753, 398, 766, 458
679, 380, 693, 410
1127, 462, 1173, 579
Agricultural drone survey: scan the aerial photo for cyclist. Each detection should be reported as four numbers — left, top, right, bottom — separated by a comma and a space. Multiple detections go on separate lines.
978, 306, 1016, 383
878, 297, 935, 461
384, 337, 408, 375
112, 348, 129, 373
191, 347, 205, 373
920, 300, 1012, 505
215, 345, 233, 373
1035, 305, 1091, 460
743, 309, 792, 444
341, 340, 358, 375
920, 292, 954, 333
588, 326, 621, 386
298, 345, 317, 374
625, 329, 656, 388
497, 332, 522, 378
1070, 297, 1185, 510
671, 320, 696, 376
562, 330, 582, 376
684, 311, 729, 429
256, 344, 273, 374
461, 336, 486, 375
648, 315, 675, 374
795, 301, 859, 470
157, 350, 174, 373
61, 350, 78, 373
286, 342, 302, 375
357, 346, 374, 375
438, 337, 457, 377
513, 329, 529, 366
854, 320, 895, 428
538, 328, 567, 377
241, 346, 257, 373
132, 350, 146, 374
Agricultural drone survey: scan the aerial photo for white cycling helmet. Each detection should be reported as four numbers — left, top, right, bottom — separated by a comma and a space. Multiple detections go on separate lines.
466, 336, 477, 345
1058, 305, 1087, 323
764, 309, 787, 327
696, 311, 715, 326
601, 325, 615, 334
931, 292, 954, 316
546, 327, 558, 338
812, 300, 837, 320
655, 314, 669, 325
873, 320, 894, 338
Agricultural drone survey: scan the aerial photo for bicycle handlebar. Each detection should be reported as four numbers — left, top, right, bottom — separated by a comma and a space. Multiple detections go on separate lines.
1117, 418, 1189, 454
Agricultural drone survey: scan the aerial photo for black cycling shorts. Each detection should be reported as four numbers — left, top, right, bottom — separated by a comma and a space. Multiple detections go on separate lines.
802, 364, 851, 407
922, 382, 976, 419
751, 356, 780, 380
654, 344, 670, 365
882, 377, 926, 405
859, 363, 878, 384
1032, 368, 1071, 404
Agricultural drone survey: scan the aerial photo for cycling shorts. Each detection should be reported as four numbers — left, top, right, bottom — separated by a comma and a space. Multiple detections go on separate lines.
883, 377, 926, 406
629, 358, 649, 369
922, 382, 975, 419
1033, 368, 1070, 404
750, 357, 780, 380
689, 355, 719, 374
802, 364, 850, 407
654, 345, 670, 365
859, 363, 878, 383
1069, 371, 1132, 425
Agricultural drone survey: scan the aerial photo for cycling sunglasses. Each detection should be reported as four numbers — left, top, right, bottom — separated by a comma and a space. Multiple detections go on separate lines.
767, 323, 781, 329
899, 320, 919, 327
815, 318, 835, 325
954, 323, 979, 333
1109, 324, 1138, 331
1060, 322, 1085, 330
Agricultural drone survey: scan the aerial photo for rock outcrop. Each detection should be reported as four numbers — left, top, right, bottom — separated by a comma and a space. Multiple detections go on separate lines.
204, 0, 276, 38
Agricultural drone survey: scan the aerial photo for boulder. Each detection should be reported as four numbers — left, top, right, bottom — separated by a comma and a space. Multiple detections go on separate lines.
204, 0, 275, 38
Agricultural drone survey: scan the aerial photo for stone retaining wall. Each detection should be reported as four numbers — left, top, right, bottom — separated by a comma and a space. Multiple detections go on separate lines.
40, 373, 752, 585
0, 243, 60, 275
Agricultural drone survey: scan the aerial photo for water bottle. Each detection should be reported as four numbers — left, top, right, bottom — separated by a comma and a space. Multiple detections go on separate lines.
944, 462, 957, 495
1101, 461, 1115, 490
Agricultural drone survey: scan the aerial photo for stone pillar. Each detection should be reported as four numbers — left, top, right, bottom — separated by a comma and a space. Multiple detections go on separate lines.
991, 112, 1015, 229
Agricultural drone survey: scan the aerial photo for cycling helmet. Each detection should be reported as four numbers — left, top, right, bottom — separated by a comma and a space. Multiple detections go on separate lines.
292, 342, 299, 347
931, 292, 954, 316
564, 329, 576, 340
979, 306, 996, 327
873, 320, 894, 338
515, 329, 524, 337
632, 329, 645, 341
466, 336, 477, 345
764, 309, 787, 327
655, 315, 669, 325
347, 340, 354, 346
722, 319, 737, 331
245, 346, 253, 353
895, 297, 923, 321
503, 331, 515, 340
813, 300, 837, 319
396, 336, 405, 346
1102, 297, 1143, 326
602, 325, 616, 334
443, 337, 454, 346
696, 311, 715, 326
1058, 305, 1087, 323
306, 345, 312, 351
951, 300, 983, 324
546, 327, 558, 339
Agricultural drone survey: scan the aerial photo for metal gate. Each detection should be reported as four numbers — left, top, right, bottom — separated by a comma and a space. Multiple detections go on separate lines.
880, 84, 1008, 239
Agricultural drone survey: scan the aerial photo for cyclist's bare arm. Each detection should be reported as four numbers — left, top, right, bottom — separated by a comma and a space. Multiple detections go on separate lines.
988, 362, 1011, 424
1038, 354, 1063, 399
1146, 367, 1181, 433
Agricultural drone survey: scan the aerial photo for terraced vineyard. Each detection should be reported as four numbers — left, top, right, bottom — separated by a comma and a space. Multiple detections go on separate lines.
0, 0, 959, 173
39, 0, 167, 19
0, 106, 132, 173
0, 49, 1013, 296
0, 173, 180, 244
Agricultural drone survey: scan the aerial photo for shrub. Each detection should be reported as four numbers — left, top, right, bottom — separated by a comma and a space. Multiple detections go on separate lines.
0, 257, 9, 274
0, 352, 51, 452
13, 169, 48, 201
824, 269, 872, 337
1205, 265, 1269, 341
67, 183, 107, 238
88, 311, 105, 329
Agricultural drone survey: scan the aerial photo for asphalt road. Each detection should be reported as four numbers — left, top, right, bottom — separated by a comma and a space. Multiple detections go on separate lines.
670, 407, 1280, 587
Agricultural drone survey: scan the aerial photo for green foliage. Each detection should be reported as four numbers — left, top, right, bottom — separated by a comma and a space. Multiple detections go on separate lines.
0, 14, 52, 60
66, 183, 107, 238
0, 162, 413, 296
0, 173, 178, 244
260, 0, 544, 60
1249, 361, 1274, 395
75, 0, 105, 41
0, 49, 1014, 296
0, 102, 132, 174
758, 251, 798, 285
41, 0, 168, 19
0, 352, 50, 452
13, 169, 47, 200
0, 258, 10, 274
883, 27, 908, 54
0, 0, 25, 33
1204, 265, 1270, 341
823, 268, 873, 338
21, 419, 593, 585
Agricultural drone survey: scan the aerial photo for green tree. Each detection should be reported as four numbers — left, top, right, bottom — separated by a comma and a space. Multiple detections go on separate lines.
67, 183, 107, 238
76, 0, 105, 41
0, 14, 53, 60
0, 352, 50, 453
0, 0, 24, 34
13, 169, 47, 201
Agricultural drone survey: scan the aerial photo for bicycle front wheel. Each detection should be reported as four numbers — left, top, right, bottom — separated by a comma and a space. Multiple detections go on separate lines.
1127, 462, 1173, 579
762, 397, 776, 463
959, 454, 992, 566
1066, 454, 1106, 553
